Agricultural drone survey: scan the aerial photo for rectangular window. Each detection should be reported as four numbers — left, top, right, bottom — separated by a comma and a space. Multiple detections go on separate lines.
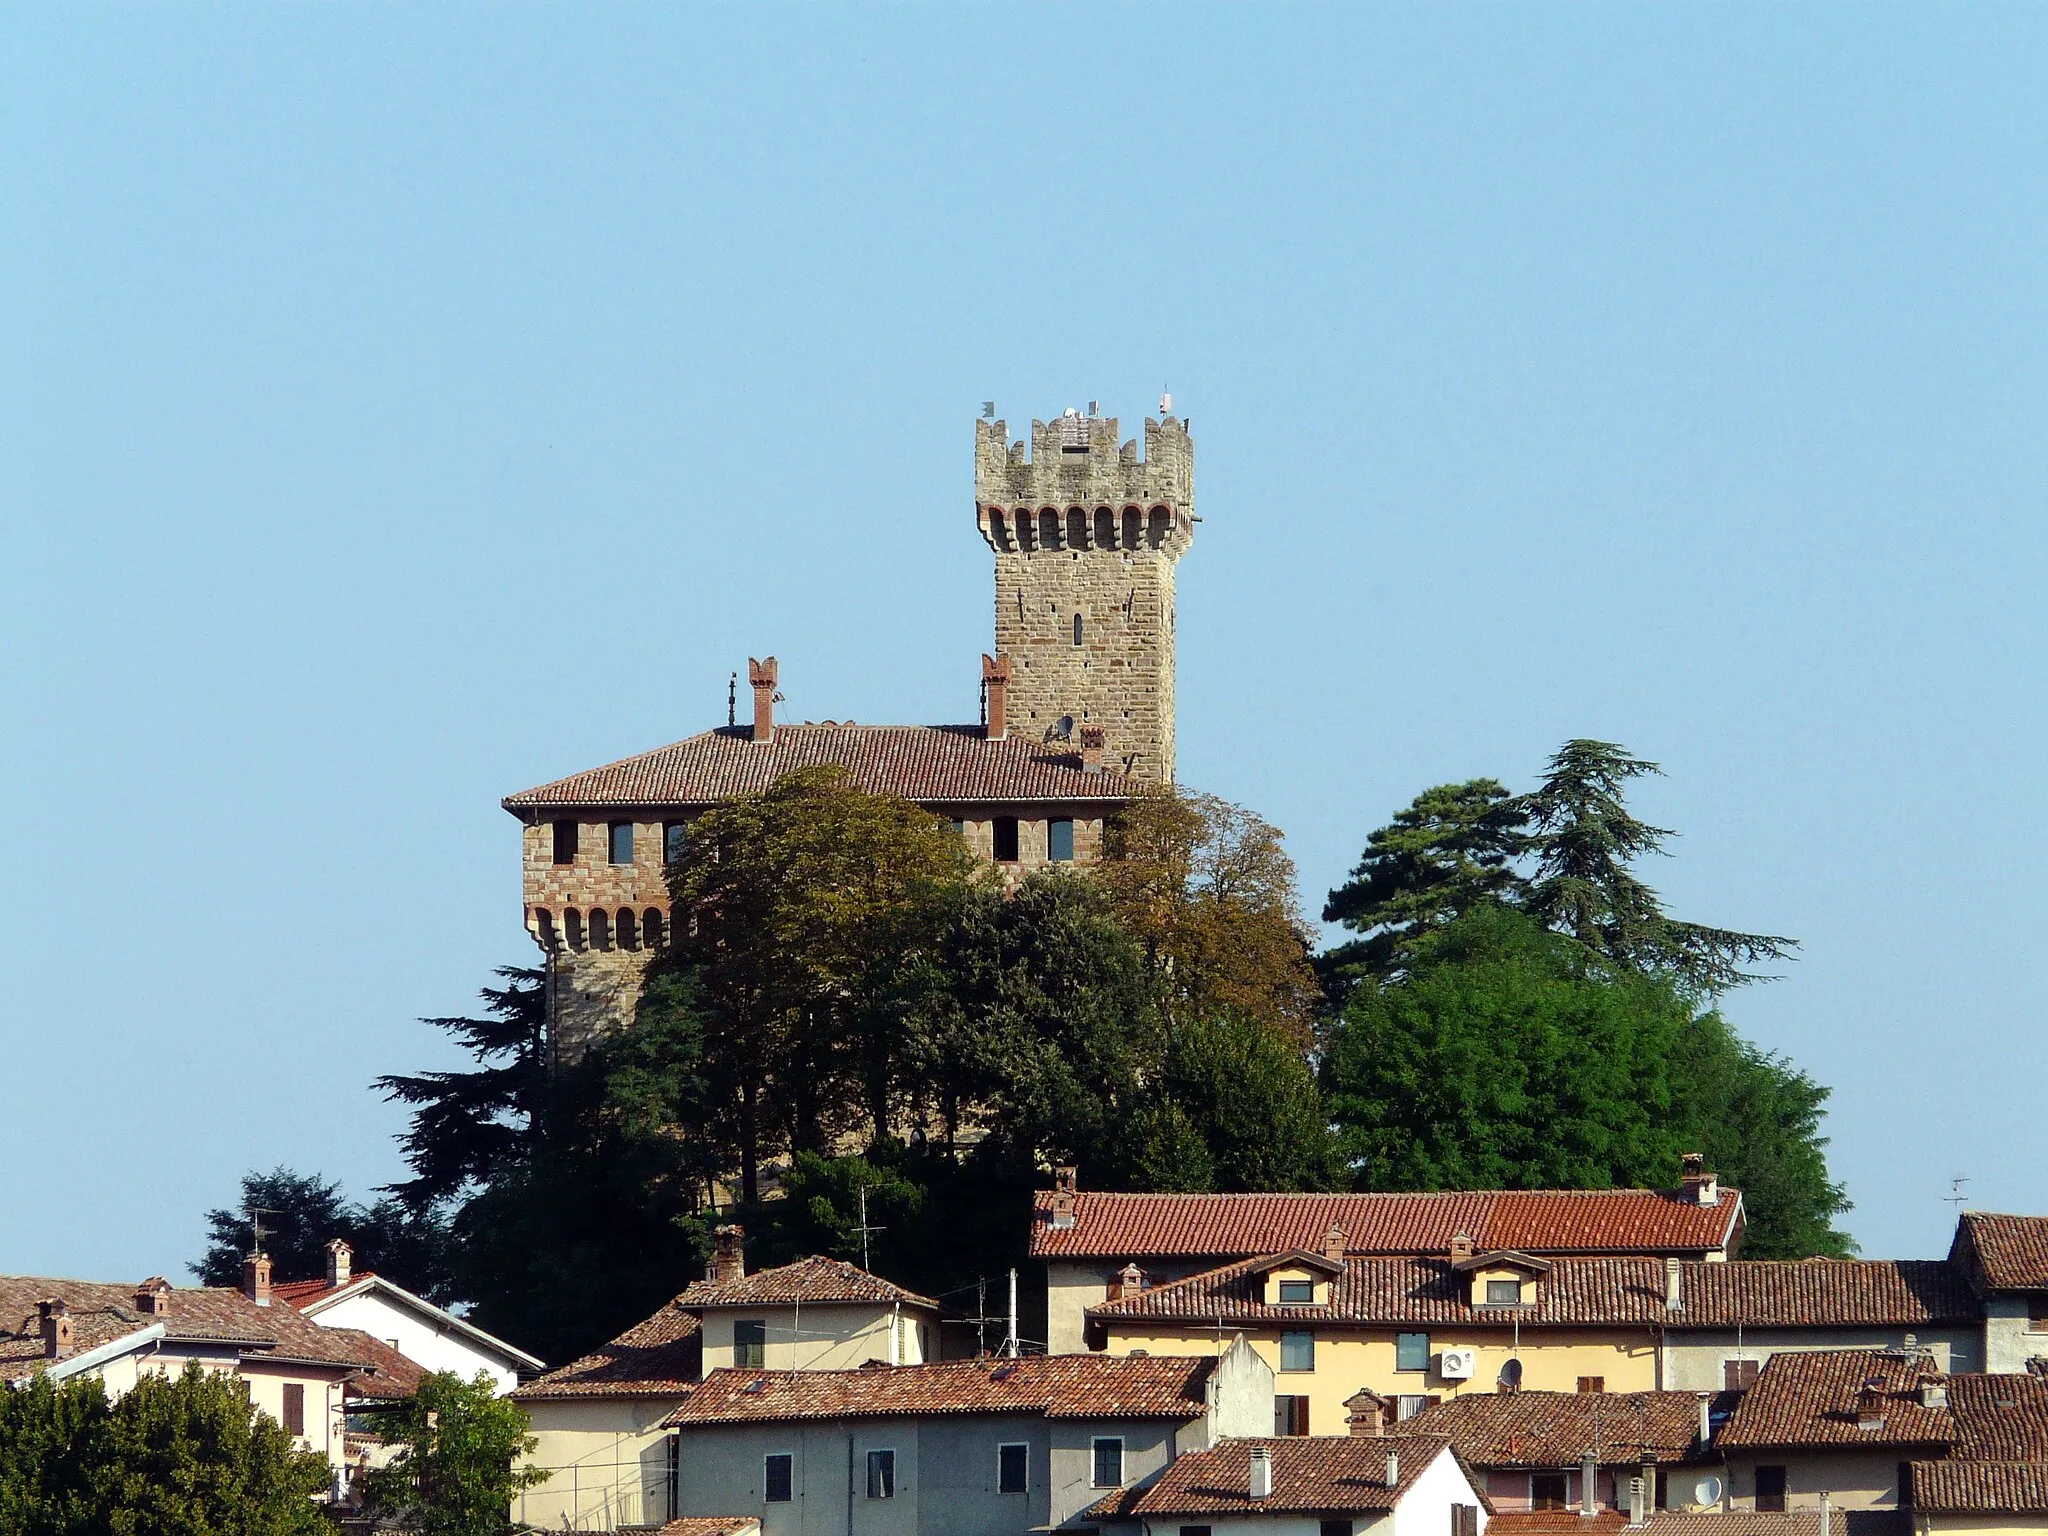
998, 1442, 1027, 1494
993, 816, 1020, 862
1396, 1332, 1430, 1371
1280, 1330, 1316, 1372
1181, 1528, 1215, 1536
733, 1319, 766, 1369
1578, 1376, 1606, 1394
865, 1448, 895, 1499
608, 821, 634, 865
281, 1382, 304, 1437
552, 819, 578, 865
1397, 1393, 1431, 1421
1048, 818, 1074, 862
764, 1452, 793, 1502
664, 821, 688, 865
1277, 1279, 1315, 1305
1487, 1278, 1521, 1305
1324, 1522, 1357, 1536
1092, 1436, 1124, 1488
1755, 1466, 1787, 1513
1275, 1395, 1311, 1435
1725, 1358, 1760, 1391
1532, 1473, 1570, 1511
2029, 1296, 2048, 1331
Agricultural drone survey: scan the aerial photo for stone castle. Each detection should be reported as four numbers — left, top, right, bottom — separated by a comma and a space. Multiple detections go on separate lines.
503, 402, 1197, 1061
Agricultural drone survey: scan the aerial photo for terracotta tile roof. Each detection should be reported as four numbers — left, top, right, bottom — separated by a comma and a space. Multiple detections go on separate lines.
1910, 1460, 2048, 1514
1032, 1189, 1744, 1261
503, 725, 1133, 810
1486, 1514, 1630, 1535
321, 1328, 426, 1400
1089, 1256, 1976, 1331
1086, 1435, 1454, 1520
1493, 1517, 1891, 1536
663, 1354, 1215, 1426
1942, 1372, 2048, 1460
0, 1275, 379, 1383
1718, 1350, 1955, 1450
671, 1256, 939, 1312
1953, 1213, 2048, 1292
656, 1520, 761, 1536
510, 1300, 702, 1401
1402, 1390, 1733, 1466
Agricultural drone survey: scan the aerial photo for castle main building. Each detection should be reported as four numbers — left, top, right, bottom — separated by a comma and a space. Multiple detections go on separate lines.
503, 403, 1197, 1060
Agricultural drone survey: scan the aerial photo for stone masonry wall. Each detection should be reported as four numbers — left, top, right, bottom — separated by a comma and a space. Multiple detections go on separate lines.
975, 409, 1195, 785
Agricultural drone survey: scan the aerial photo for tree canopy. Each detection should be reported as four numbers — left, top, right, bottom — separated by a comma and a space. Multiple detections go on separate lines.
359, 1371, 547, 1536
194, 1168, 451, 1303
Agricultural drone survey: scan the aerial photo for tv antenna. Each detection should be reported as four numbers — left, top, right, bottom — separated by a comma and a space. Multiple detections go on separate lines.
727, 673, 737, 727
246, 1206, 281, 1257
1945, 1175, 1970, 1213
856, 1185, 886, 1272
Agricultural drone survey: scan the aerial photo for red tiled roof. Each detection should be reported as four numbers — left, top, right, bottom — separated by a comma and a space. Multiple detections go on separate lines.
271, 1272, 380, 1309
1953, 1213, 2048, 1292
504, 726, 1133, 810
1943, 1372, 2048, 1460
1085, 1435, 1453, 1520
321, 1328, 426, 1400
656, 1521, 761, 1536
1718, 1350, 1954, 1450
1089, 1256, 1975, 1331
1910, 1461, 2048, 1514
672, 1256, 939, 1312
1491, 1516, 1838, 1536
1402, 1390, 1732, 1467
1031, 1189, 1743, 1260
511, 1300, 702, 1401
0, 1275, 379, 1383
663, 1354, 1215, 1426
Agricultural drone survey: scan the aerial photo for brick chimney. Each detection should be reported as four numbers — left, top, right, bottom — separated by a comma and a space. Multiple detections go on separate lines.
1108, 1262, 1146, 1301
1079, 724, 1105, 773
712, 1224, 746, 1284
38, 1299, 73, 1360
1679, 1152, 1719, 1206
1450, 1230, 1475, 1264
748, 658, 778, 743
326, 1239, 353, 1290
1345, 1387, 1386, 1437
1048, 1165, 1078, 1231
243, 1251, 273, 1307
134, 1277, 172, 1317
982, 654, 1010, 741
1324, 1223, 1347, 1263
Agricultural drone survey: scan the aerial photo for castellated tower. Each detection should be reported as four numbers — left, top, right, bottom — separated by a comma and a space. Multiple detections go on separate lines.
974, 405, 1195, 784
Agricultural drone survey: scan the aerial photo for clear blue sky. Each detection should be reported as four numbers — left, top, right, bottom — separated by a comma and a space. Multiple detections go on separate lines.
5, 5, 2043, 1282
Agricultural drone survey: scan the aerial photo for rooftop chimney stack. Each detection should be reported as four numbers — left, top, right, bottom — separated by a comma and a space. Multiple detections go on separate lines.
1109, 1262, 1146, 1301
243, 1251, 272, 1307
134, 1277, 171, 1317
37, 1299, 72, 1360
1679, 1153, 1719, 1206
1665, 1257, 1684, 1312
326, 1239, 352, 1290
712, 1224, 746, 1284
1249, 1446, 1273, 1499
1450, 1231, 1475, 1264
748, 658, 778, 743
1697, 1392, 1714, 1448
1079, 724, 1105, 773
1582, 1454, 1600, 1518
1048, 1165, 1078, 1231
1386, 1450, 1400, 1489
982, 654, 1010, 741
1345, 1388, 1386, 1437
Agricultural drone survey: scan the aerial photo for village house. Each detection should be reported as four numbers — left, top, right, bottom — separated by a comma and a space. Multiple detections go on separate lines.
504, 404, 1196, 1064
511, 1235, 949, 1531
1949, 1216, 2048, 1376
1085, 1432, 1488, 1536
0, 1258, 416, 1481
1033, 1166, 1748, 1355
660, 1339, 1274, 1536
272, 1238, 542, 1395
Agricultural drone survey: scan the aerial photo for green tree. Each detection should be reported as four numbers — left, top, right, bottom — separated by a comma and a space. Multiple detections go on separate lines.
195, 1169, 452, 1302
1321, 779, 1530, 989
94, 1365, 330, 1536
359, 1372, 547, 1536
660, 765, 976, 1201
0, 1371, 109, 1536
1137, 1014, 1340, 1192
1522, 740, 1796, 994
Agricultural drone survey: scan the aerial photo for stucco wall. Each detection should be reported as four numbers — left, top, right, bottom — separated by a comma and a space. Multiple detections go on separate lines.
1393, 1443, 1491, 1536
1046, 1258, 1217, 1355
1723, 1450, 1907, 1510
1919, 1516, 2048, 1536
309, 1288, 526, 1394
698, 1303, 939, 1374
1983, 1300, 2048, 1374
518, 1396, 682, 1530
1661, 1327, 1982, 1391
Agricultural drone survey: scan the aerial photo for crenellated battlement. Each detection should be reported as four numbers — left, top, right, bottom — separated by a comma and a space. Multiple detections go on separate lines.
974, 408, 1195, 557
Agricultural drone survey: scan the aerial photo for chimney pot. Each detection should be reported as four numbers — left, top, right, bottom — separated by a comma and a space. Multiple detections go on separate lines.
37, 1299, 73, 1360
712, 1224, 746, 1284
326, 1239, 353, 1290
243, 1251, 272, 1307
1109, 1262, 1145, 1301
1697, 1391, 1713, 1448
1665, 1257, 1684, 1312
1679, 1154, 1719, 1206
1345, 1388, 1386, 1437
1386, 1449, 1400, 1489
1079, 724, 1105, 773
1582, 1454, 1600, 1518
1324, 1223, 1347, 1263
134, 1277, 171, 1317
748, 657, 778, 743
1249, 1445, 1273, 1499
982, 654, 1011, 741
1450, 1231, 1475, 1264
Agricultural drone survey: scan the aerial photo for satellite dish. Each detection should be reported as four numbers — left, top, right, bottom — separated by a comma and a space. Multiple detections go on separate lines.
1048, 715, 1075, 742
1498, 1358, 1523, 1390
1693, 1476, 1724, 1508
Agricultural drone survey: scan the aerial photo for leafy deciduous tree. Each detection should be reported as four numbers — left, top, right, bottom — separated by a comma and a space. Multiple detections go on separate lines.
359, 1371, 548, 1536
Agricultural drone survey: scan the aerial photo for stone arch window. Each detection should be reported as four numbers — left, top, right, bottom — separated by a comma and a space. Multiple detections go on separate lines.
987, 508, 1014, 551
643, 907, 665, 948
1121, 506, 1142, 549
589, 908, 612, 950
1067, 507, 1088, 549
1038, 508, 1061, 550
1147, 506, 1171, 548
564, 908, 585, 950
1095, 507, 1116, 548
534, 909, 559, 951
617, 907, 639, 950
1073, 613, 1084, 647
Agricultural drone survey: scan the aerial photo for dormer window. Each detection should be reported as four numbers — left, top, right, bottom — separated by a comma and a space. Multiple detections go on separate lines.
1277, 1280, 1315, 1305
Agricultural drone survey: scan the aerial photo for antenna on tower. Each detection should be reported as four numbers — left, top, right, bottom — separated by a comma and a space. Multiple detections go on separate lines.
1160, 385, 1172, 415
728, 673, 737, 728
856, 1185, 886, 1272
246, 1207, 280, 1257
